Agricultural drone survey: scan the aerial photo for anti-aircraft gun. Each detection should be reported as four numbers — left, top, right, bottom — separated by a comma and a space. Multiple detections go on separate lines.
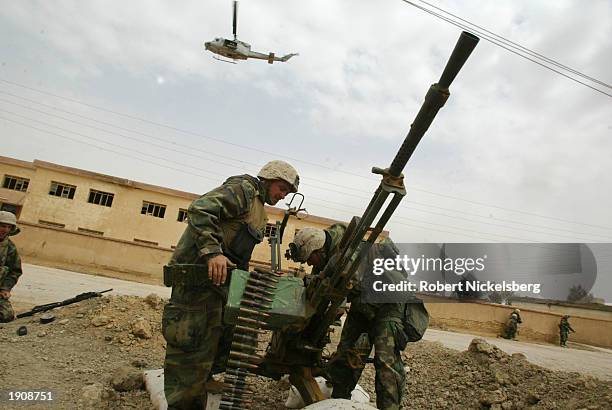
220, 31, 479, 408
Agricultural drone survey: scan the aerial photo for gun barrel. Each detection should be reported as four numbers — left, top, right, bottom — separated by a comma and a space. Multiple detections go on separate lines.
438, 31, 480, 89
388, 31, 479, 177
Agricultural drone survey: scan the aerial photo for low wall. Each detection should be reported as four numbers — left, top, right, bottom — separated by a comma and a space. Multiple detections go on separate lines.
12, 222, 171, 285
11, 222, 286, 285
424, 298, 612, 349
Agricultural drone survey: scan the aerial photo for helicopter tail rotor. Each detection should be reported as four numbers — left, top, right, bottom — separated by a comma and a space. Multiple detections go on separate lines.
232, 0, 238, 40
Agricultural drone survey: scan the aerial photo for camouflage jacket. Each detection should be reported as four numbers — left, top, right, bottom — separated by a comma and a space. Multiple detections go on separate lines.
1, 229, 23, 291
169, 174, 268, 265
559, 318, 574, 333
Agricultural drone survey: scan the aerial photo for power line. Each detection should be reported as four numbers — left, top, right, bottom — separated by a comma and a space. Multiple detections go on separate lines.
413, 0, 611, 90
3, 110, 609, 243
0, 113, 499, 242
401, 0, 612, 98
3, 103, 611, 241
1, 84, 611, 235
1, 79, 609, 231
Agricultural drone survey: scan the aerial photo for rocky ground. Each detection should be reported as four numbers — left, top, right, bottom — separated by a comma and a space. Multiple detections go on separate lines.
1, 295, 610, 409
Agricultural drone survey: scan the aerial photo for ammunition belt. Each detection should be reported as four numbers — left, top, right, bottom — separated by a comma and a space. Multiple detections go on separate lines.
220, 268, 281, 410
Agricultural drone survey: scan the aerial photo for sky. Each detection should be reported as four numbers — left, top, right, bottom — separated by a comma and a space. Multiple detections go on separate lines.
1, 1, 611, 299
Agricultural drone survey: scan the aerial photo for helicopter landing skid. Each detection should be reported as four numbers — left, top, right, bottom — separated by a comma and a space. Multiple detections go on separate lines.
213, 55, 237, 64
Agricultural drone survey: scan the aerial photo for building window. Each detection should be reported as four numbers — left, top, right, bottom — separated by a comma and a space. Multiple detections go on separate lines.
264, 223, 278, 238
133, 238, 159, 246
177, 208, 188, 222
141, 201, 166, 218
38, 219, 65, 229
88, 189, 114, 207
2, 175, 30, 192
78, 227, 104, 236
49, 181, 76, 199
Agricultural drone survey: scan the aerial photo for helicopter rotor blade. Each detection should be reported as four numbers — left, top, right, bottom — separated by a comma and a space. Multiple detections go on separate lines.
232, 0, 238, 40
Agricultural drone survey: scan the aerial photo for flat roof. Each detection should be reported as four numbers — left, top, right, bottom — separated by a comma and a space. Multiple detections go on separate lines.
2, 155, 352, 227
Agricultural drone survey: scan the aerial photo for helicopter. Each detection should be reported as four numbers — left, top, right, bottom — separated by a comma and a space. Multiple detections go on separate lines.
204, 1, 298, 64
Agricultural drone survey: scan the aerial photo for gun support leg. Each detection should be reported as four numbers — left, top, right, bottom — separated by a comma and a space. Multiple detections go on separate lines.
289, 367, 326, 405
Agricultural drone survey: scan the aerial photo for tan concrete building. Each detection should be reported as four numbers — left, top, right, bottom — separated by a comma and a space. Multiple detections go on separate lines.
0, 155, 344, 283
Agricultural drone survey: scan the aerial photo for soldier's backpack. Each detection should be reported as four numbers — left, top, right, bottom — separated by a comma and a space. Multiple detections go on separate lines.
402, 297, 430, 342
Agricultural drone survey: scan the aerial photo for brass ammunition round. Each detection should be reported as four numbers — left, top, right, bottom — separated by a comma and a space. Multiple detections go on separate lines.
230, 341, 257, 352
234, 325, 264, 334
246, 278, 276, 289
239, 299, 272, 310
245, 284, 274, 295
238, 307, 271, 317
226, 368, 253, 377
227, 359, 259, 370
229, 350, 263, 362
249, 272, 279, 283
237, 316, 267, 327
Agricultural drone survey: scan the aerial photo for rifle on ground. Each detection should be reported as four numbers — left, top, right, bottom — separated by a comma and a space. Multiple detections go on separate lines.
16, 289, 113, 318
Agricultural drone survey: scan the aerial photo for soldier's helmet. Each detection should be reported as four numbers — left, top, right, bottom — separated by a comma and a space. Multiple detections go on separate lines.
0, 211, 17, 226
288, 228, 325, 263
513, 308, 520, 314
563, 315, 570, 319
258, 160, 300, 193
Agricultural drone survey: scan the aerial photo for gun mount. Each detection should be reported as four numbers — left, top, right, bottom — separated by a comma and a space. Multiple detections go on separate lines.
222, 31, 480, 407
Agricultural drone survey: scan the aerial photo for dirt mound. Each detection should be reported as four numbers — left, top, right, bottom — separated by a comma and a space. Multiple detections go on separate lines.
1, 295, 611, 409
397, 338, 612, 409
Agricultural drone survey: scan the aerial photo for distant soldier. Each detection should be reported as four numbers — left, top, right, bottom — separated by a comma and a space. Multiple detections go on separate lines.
161, 161, 299, 410
288, 224, 429, 410
559, 315, 575, 347
503, 308, 522, 340
0, 211, 23, 323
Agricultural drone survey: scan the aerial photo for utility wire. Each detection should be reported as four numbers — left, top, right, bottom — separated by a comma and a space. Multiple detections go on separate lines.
1, 113, 506, 242
401, 0, 612, 98
413, 0, 611, 90
2, 101, 611, 241
3, 110, 608, 244
1, 82, 610, 232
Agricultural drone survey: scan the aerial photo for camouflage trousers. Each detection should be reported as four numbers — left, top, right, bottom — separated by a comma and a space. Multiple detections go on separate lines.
0, 297, 15, 322
326, 303, 407, 410
504, 321, 518, 339
560, 330, 569, 346
162, 284, 233, 410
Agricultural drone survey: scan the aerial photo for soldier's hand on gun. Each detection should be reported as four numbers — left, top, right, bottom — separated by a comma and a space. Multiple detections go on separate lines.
208, 254, 229, 286
0, 290, 10, 299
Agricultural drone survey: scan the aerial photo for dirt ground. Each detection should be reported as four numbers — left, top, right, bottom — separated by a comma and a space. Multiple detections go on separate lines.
2, 294, 612, 410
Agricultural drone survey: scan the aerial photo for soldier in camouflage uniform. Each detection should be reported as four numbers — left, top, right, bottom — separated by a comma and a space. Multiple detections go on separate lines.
0, 211, 23, 323
503, 308, 522, 340
289, 224, 413, 410
559, 315, 575, 347
162, 160, 299, 410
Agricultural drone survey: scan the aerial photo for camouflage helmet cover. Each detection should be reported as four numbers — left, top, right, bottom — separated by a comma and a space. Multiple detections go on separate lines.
290, 228, 325, 262
258, 160, 300, 193
513, 309, 520, 314
0, 211, 17, 226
